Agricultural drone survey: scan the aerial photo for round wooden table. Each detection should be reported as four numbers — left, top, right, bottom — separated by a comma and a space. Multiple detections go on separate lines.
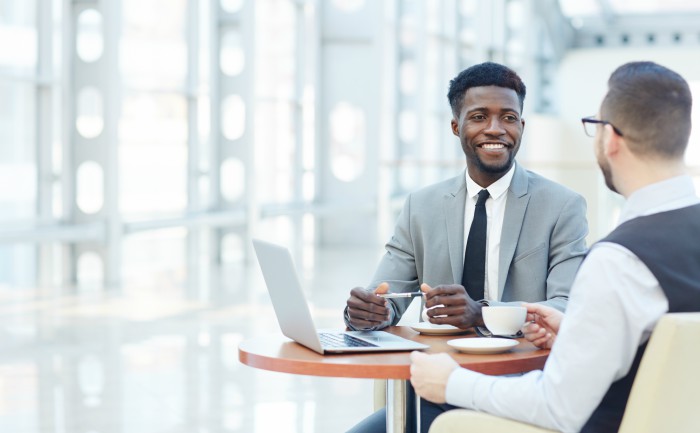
239, 326, 549, 433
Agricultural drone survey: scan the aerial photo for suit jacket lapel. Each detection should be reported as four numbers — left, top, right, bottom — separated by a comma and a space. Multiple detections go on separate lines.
498, 163, 530, 298
444, 171, 468, 284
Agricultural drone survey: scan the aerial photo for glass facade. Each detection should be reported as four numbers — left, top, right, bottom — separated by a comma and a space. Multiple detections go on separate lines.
0, 0, 699, 290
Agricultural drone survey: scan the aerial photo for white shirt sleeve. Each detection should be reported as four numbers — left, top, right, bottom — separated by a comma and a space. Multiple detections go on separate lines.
445, 243, 669, 432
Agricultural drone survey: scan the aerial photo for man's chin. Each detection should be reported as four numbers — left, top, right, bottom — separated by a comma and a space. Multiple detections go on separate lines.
598, 163, 619, 194
604, 177, 619, 194
477, 158, 514, 175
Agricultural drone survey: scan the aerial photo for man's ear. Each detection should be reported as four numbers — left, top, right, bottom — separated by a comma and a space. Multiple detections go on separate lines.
450, 118, 459, 137
603, 124, 621, 157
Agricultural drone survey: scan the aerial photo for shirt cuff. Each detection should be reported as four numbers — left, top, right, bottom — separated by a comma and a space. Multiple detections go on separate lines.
445, 367, 488, 409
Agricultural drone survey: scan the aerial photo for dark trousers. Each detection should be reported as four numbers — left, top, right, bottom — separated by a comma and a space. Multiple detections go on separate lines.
346, 382, 457, 433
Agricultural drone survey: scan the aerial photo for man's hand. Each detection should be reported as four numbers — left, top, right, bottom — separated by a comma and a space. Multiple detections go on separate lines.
346, 282, 391, 329
420, 283, 484, 329
522, 303, 563, 350
409, 351, 459, 404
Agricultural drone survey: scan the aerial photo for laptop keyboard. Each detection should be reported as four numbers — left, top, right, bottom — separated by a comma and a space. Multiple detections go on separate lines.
319, 332, 378, 348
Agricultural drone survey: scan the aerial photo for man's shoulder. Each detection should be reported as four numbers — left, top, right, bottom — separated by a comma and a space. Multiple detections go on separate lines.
522, 168, 582, 201
408, 173, 464, 200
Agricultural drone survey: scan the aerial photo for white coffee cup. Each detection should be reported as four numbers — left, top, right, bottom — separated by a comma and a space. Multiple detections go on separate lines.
421, 304, 446, 322
482, 306, 527, 336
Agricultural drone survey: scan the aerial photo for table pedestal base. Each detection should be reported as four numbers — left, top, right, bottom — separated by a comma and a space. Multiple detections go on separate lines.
386, 379, 406, 433
385, 380, 421, 433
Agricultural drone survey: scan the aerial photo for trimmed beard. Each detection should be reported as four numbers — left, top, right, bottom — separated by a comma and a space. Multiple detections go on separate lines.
597, 159, 618, 194
473, 150, 516, 175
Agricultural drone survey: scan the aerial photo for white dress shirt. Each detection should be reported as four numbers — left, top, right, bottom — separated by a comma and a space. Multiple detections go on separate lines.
445, 175, 699, 432
464, 165, 515, 302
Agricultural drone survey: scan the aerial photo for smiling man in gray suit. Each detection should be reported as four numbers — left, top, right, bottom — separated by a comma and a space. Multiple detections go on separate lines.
345, 61, 589, 433
346, 62, 588, 333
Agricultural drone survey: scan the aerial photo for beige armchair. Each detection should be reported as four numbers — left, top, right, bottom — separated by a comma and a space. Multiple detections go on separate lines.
429, 312, 700, 433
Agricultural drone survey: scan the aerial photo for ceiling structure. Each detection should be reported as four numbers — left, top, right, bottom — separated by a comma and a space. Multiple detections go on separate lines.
555, 0, 700, 48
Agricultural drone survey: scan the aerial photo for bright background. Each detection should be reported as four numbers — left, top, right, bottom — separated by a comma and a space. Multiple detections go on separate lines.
1, 0, 700, 432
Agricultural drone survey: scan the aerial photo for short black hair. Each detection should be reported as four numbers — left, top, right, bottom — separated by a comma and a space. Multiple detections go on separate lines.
601, 61, 692, 159
447, 62, 526, 116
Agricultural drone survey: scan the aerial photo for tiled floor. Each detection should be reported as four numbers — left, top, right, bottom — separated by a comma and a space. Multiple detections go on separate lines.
0, 246, 385, 433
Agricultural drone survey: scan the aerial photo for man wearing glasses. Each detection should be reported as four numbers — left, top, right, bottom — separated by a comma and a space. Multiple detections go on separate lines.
411, 61, 700, 433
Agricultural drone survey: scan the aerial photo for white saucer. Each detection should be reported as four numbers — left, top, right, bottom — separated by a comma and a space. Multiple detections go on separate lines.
447, 338, 519, 354
409, 322, 469, 336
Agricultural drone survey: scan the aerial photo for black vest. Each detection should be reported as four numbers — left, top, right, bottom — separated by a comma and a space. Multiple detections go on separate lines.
581, 204, 700, 433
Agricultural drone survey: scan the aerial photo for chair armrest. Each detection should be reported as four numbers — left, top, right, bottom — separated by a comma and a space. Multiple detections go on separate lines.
429, 409, 558, 433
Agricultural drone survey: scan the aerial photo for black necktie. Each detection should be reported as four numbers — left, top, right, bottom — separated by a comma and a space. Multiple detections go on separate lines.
462, 189, 490, 301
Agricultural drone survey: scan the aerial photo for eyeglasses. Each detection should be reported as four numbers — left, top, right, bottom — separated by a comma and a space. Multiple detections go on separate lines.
581, 116, 624, 138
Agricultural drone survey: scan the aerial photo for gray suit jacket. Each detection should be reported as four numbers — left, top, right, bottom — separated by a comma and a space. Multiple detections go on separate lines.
369, 162, 588, 323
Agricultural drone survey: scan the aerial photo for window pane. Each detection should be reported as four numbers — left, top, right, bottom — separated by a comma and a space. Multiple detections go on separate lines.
399, 60, 417, 95
221, 158, 245, 202
221, 94, 246, 140
255, 0, 296, 100
220, 29, 245, 76
255, 101, 296, 202
398, 110, 417, 143
120, 0, 187, 89
76, 86, 104, 138
0, 81, 36, 223
77, 251, 104, 288
76, 161, 104, 214
76, 8, 103, 63
221, 0, 244, 14
119, 92, 188, 217
329, 102, 366, 182
0, 0, 37, 75
0, 244, 35, 287
332, 0, 365, 13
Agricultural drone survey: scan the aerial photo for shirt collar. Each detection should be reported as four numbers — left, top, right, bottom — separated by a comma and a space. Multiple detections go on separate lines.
619, 174, 698, 224
465, 164, 516, 200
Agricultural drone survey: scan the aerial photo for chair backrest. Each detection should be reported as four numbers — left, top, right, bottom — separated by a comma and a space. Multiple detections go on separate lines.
619, 312, 700, 433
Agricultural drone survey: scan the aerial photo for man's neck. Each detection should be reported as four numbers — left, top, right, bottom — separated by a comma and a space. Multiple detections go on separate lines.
618, 159, 686, 198
467, 164, 514, 189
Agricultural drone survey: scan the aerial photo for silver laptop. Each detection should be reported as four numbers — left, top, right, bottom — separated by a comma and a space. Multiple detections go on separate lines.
252, 239, 428, 354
